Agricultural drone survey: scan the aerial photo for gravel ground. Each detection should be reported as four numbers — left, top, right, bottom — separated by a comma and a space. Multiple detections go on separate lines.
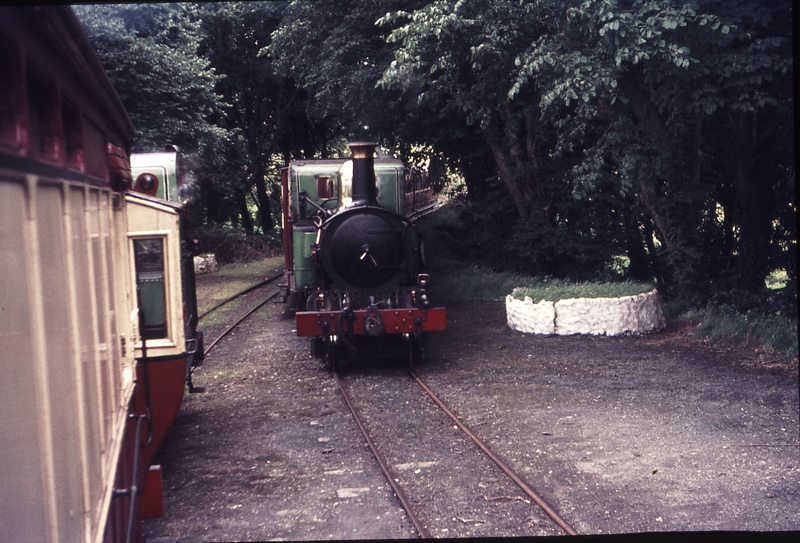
143, 274, 799, 541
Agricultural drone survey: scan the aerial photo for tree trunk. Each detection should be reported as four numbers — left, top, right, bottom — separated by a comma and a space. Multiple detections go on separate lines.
238, 193, 254, 234
735, 110, 774, 292
625, 213, 652, 280
638, 175, 671, 251
458, 148, 494, 202
255, 170, 273, 233
482, 119, 533, 217
202, 179, 223, 224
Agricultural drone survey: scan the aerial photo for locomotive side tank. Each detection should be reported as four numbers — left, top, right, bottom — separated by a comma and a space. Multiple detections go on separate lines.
278, 142, 446, 368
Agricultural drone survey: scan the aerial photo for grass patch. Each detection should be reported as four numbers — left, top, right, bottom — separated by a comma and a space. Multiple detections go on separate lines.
511, 280, 655, 302
682, 306, 798, 362
196, 255, 283, 320
429, 262, 653, 303
211, 255, 284, 279
429, 261, 539, 302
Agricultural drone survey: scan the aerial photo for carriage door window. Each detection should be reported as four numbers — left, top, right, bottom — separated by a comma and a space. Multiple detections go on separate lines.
134, 238, 168, 339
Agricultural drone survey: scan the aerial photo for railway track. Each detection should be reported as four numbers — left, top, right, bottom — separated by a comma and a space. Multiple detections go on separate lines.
334, 367, 578, 538
405, 200, 444, 222
198, 270, 284, 322
185, 269, 284, 392
197, 270, 284, 358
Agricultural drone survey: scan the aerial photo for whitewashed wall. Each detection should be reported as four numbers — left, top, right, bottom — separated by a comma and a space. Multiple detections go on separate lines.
506, 289, 666, 336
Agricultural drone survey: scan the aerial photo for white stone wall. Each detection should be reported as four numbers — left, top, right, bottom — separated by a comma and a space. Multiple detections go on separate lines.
506, 288, 666, 336
505, 297, 556, 334
193, 253, 218, 275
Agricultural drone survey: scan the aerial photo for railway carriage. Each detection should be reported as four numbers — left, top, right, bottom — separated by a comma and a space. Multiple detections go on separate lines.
403, 166, 440, 219
0, 7, 201, 542
277, 142, 446, 368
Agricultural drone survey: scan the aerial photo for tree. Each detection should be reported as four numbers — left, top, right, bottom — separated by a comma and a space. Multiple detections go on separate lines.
512, 0, 793, 297
267, 0, 433, 152
198, 2, 332, 233
380, 0, 554, 217
74, 4, 227, 152
381, 0, 794, 298
74, 3, 240, 228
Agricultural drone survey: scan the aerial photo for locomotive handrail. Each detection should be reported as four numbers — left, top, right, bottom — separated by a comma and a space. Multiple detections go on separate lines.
298, 191, 333, 218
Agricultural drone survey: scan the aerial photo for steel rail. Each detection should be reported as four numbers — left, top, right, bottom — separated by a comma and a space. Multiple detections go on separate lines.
203, 291, 279, 357
405, 201, 444, 222
198, 270, 284, 321
407, 368, 579, 536
334, 371, 431, 539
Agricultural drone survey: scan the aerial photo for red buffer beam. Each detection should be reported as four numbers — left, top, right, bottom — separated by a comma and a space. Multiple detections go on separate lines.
296, 307, 446, 337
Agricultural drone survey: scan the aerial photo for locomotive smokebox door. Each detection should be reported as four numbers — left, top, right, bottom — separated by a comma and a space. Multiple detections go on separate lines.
323, 209, 406, 289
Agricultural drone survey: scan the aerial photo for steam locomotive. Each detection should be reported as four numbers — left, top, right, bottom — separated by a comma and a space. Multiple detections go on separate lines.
277, 142, 446, 368
0, 7, 201, 542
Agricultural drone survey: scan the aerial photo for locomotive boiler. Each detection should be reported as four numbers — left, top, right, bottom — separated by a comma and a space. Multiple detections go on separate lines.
278, 142, 446, 368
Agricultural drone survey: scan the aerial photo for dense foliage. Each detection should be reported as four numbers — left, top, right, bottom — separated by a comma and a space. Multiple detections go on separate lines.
74, 1, 794, 312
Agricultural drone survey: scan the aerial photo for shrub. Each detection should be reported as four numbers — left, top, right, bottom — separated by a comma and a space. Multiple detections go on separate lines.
693, 305, 798, 361
192, 224, 281, 264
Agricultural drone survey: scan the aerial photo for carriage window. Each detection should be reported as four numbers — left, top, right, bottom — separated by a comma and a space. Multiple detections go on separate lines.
0, 38, 22, 151
62, 100, 84, 172
27, 73, 62, 163
134, 238, 168, 339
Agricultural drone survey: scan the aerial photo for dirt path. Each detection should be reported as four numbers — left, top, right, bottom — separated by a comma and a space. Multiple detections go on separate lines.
143, 282, 798, 540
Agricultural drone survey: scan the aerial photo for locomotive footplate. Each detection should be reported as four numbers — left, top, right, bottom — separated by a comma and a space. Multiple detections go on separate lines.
296, 307, 446, 337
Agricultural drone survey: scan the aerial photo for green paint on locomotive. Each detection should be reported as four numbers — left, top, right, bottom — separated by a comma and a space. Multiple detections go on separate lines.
376, 162, 403, 214
292, 228, 317, 290
291, 160, 342, 215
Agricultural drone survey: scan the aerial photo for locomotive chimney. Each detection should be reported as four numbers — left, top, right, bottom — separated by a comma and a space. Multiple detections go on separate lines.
348, 141, 378, 206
